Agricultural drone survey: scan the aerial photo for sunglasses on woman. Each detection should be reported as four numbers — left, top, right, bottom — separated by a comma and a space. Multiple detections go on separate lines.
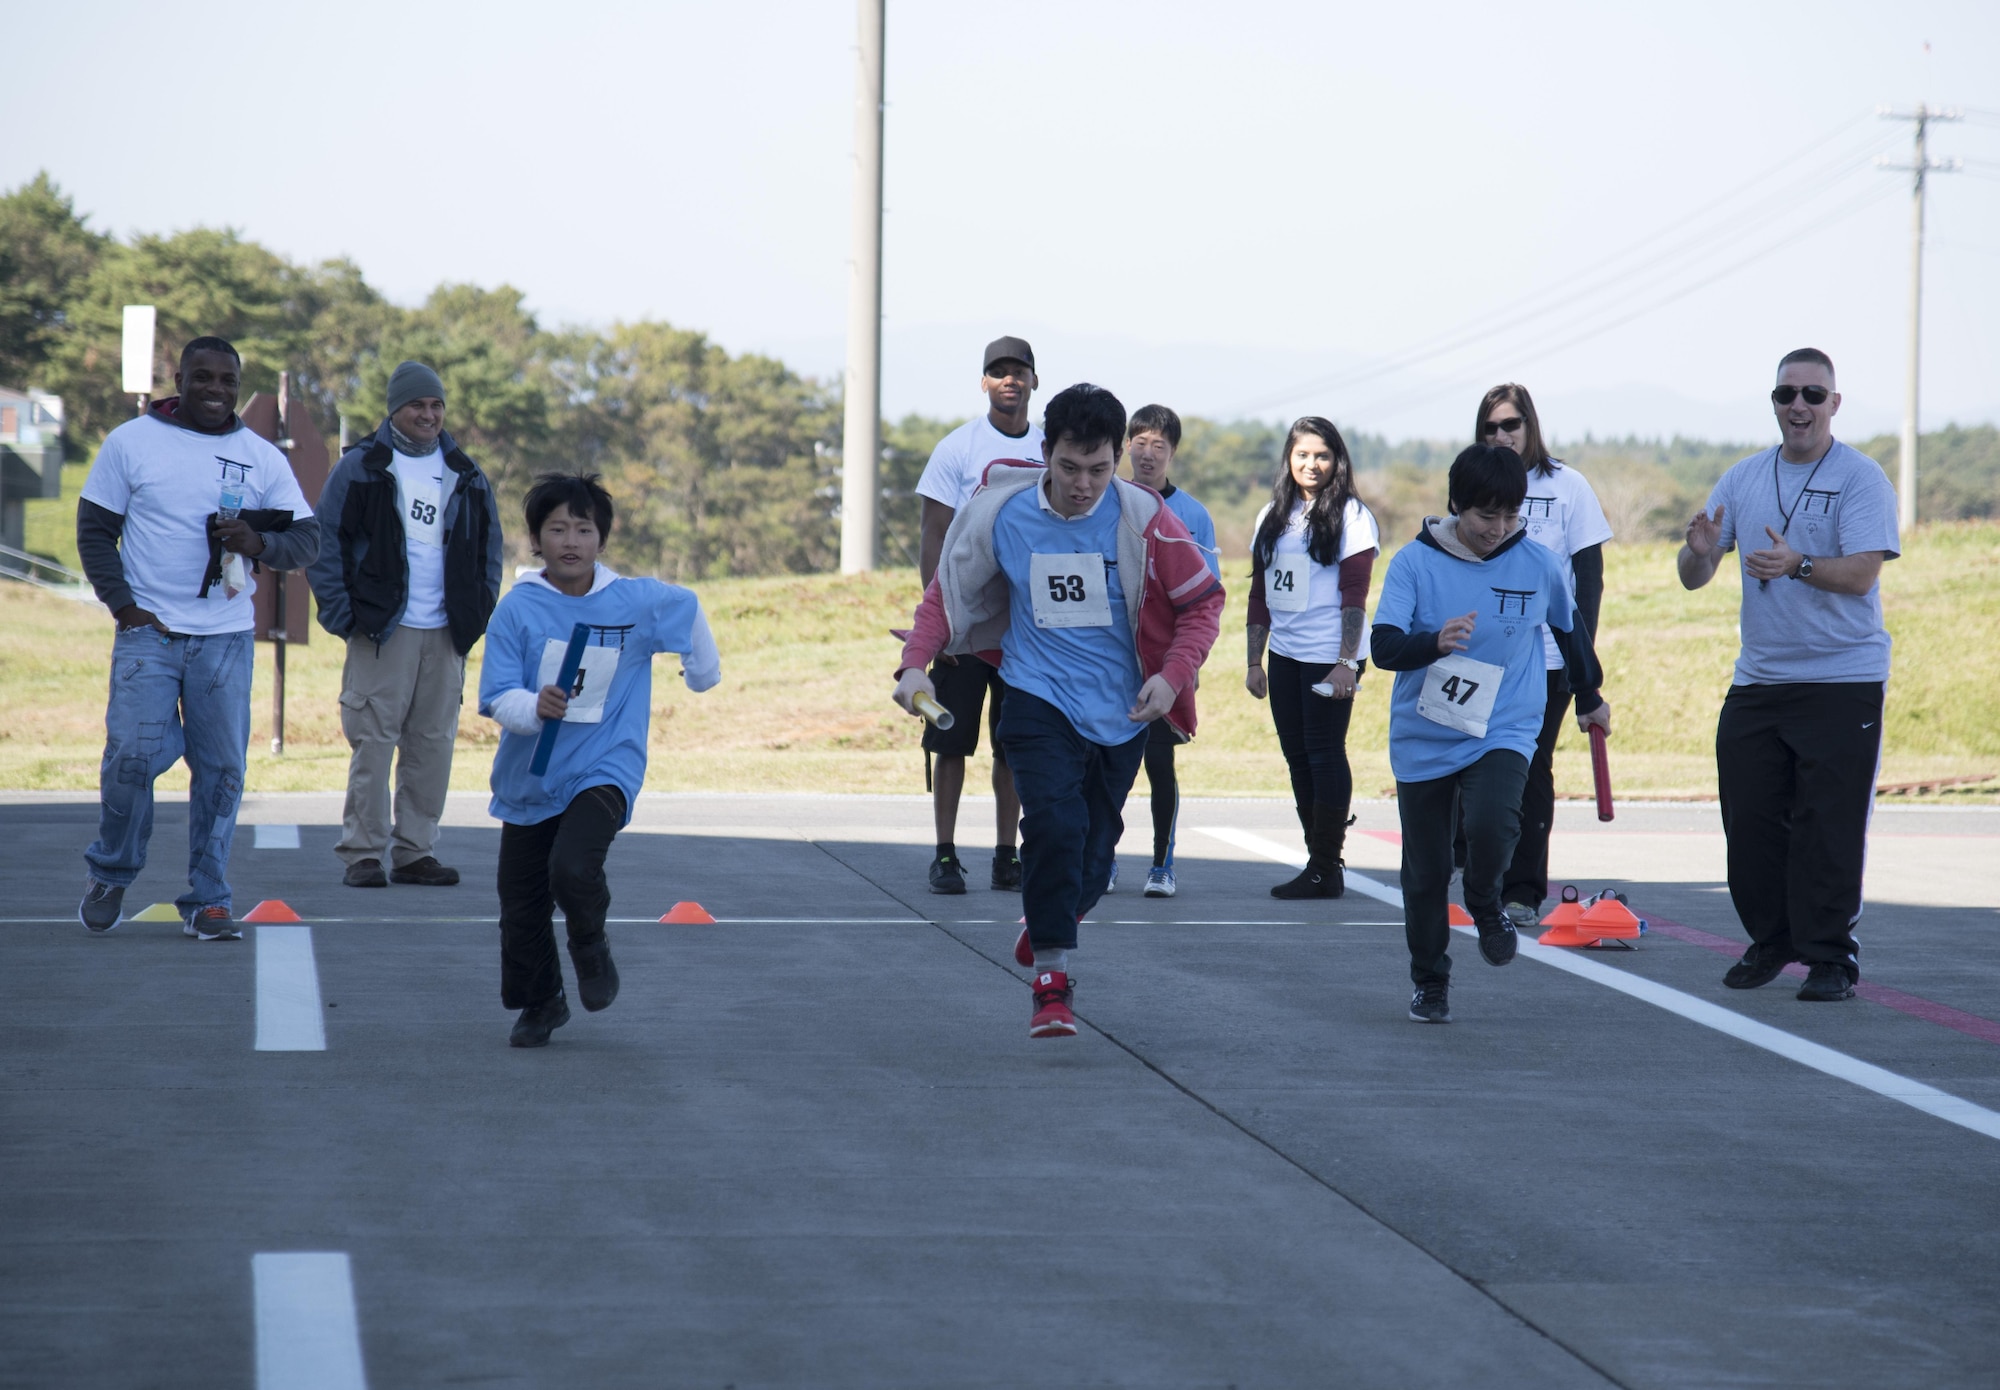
1480, 416, 1525, 436
1771, 385, 1830, 406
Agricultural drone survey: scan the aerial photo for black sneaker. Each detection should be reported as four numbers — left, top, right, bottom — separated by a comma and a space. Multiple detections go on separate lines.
1796, 963, 1856, 1002
509, 990, 572, 1047
1270, 864, 1342, 899
343, 858, 388, 888
570, 937, 620, 1012
1723, 950, 1794, 990
79, 879, 126, 933
1409, 982, 1451, 1024
929, 853, 967, 895
1476, 920, 1518, 967
990, 851, 1022, 891
390, 856, 460, 886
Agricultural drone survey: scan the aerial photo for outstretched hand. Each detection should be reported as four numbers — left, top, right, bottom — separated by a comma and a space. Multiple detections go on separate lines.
1744, 525, 1803, 582
1685, 504, 1725, 558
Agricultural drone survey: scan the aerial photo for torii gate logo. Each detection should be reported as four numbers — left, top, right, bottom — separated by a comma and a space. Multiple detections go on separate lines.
1491, 588, 1535, 619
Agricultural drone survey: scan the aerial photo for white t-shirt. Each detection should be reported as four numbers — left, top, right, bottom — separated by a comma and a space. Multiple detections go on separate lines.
81, 412, 313, 635
1519, 462, 1613, 670
1253, 496, 1381, 663
391, 450, 449, 629
914, 414, 1046, 510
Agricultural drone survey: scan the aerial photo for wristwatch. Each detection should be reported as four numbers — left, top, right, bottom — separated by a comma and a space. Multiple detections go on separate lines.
1791, 555, 1814, 581
1333, 658, 1362, 672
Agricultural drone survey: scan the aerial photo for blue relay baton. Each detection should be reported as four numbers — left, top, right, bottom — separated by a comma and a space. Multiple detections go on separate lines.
529, 623, 591, 778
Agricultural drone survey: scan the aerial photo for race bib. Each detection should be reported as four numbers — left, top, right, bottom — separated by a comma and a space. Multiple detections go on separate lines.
1417, 652, 1504, 738
1029, 552, 1112, 628
1265, 556, 1309, 613
536, 638, 621, 724
398, 470, 446, 549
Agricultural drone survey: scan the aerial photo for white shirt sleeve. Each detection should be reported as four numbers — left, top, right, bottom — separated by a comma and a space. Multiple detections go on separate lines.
1338, 500, 1381, 560
914, 428, 967, 508
79, 433, 132, 515
681, 607, 721, 692
488, 687, 544, 736
1564, 470, 1613, 551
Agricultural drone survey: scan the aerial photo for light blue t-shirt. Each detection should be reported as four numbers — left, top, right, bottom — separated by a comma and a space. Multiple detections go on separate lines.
1705, 440, 1899, 685
1160, 484, 1222, 582
479, 572, 713, 826
1373, 530, 1577, 783
993, 484, 1145, 747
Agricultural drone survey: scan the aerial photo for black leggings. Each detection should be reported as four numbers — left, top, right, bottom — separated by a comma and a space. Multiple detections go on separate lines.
1267, 651, 1358, 826
1143, 721, 1181, 867
497, 784, 627, 1009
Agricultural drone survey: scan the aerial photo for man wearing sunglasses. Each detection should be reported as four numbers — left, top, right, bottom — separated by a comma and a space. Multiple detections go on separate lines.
1677, 347, 1899, 1004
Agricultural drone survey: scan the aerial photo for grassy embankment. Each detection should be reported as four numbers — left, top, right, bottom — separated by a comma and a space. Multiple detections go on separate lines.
5, 508, 1997, 800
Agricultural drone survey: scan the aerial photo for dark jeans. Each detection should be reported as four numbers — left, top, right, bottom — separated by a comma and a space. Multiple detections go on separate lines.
497, 784, 627, 1009
1267, 651, 1358, 834
997, 689, 1147, 952
1398, 750, 1530, 986
1716, 681, 1883, 982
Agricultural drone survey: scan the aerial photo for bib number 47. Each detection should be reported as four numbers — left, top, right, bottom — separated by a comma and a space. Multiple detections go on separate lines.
1045, 574, 1087, 603
1436, 673, 1480, 706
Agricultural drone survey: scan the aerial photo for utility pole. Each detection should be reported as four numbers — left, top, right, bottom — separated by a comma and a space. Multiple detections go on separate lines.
1878, 104, 1961, 531
839, 0, 885, 574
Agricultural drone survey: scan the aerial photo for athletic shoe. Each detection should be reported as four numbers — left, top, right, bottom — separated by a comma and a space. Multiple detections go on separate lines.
343, 858, 388, 888
1723, 950, 1795, 990
1013, 925, 1035, 968
509, 990, 572, 1047
79, 880, 125, 934
1144, 866, 1177, 898
928, 853, 967, 895
1477, 920, 1518, 967
569, 937, 620, 1012
1029, 970, 1077, 1038
1502, 901, 1541, 930
1409, 982, 1451, 1024
990, 851, 1022, 891
1104, 859, 1119, 893
183, 906, 241, 941
1271, 863, 1343, 899
1796, 963, 1856, 1002
390, 856, 460, 886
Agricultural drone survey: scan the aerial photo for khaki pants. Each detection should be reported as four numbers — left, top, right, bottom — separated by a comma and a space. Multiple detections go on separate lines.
336, 625, 465, 869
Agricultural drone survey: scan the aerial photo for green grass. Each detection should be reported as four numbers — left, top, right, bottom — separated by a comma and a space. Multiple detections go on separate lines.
5, 524, 1996, 799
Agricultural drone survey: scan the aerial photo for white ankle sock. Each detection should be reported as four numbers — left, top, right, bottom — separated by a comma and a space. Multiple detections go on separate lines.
1032, 948, 1069, 973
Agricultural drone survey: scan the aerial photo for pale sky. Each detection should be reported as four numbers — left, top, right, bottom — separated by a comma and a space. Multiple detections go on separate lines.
10, 0, 1998, 442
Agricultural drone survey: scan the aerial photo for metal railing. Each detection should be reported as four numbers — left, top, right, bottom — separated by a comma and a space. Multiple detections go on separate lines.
0, 540, 89, 591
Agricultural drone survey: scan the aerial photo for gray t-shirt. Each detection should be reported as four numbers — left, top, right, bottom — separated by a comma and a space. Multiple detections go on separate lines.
1706, 440, 1900, 685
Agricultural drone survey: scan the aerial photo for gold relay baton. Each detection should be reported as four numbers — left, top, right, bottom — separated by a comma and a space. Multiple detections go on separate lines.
912, 691, 957, 731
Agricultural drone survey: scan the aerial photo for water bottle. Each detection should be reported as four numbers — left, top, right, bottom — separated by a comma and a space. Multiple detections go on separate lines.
218, 481, 243, 519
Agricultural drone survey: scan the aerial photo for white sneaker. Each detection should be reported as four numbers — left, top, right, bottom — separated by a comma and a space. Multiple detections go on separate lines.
1503, 901, 1541, 930
1104, 859, 1119, 894
1144, 866, 1176, 898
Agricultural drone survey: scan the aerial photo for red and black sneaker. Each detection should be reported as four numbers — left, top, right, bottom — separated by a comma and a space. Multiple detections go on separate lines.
1029, 971, 1077, 1039
1014, 922, 1034, 967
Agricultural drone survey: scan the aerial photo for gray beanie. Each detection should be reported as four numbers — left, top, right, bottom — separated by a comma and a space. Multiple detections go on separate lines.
385, 360, 446, 417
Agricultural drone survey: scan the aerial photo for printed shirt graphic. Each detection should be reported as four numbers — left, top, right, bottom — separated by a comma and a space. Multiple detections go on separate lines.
390, 450, 449, 628
1253, 498, 1380, 663
1518, 463, 1613, 670
1705, 441, 1900, 684
993, 484, 1144, 747
80, 412, 312, 634
915, 415, 1047, 510
1372, 536, 1575, 783
479, 567, 717, 826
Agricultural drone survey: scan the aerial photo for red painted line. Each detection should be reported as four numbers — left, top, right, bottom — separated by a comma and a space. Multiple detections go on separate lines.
1359, 829, 1403, 846
1640, 913, 2000, 1048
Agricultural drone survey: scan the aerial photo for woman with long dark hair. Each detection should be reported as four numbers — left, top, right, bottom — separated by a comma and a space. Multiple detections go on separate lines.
1472, 383, 1612, 927
1246, 417, 1380, 898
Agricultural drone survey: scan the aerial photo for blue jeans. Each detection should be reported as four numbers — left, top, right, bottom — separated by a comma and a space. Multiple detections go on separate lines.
997, 689, 1148, 952
85, 628, 254, 915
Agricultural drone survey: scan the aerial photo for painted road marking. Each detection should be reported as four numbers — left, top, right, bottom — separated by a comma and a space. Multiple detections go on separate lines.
1200, 828, 1403, 908
253, 823, 301, 849
253, 1252, 367, 1390
1204, 827, 2000, 1144
256, 926, 326, 1052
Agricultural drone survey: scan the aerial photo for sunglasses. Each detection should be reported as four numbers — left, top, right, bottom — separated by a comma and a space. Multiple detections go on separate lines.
1481, 416, 1525, 436
1771, 385, 1830, 406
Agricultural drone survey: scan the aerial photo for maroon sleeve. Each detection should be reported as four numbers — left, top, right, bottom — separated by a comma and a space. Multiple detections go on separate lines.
1337, 547, 1376, 610
1247, 562, 1270, 629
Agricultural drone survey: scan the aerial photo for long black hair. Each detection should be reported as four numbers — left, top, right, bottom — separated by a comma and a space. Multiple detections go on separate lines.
1251, 416, 1356, 570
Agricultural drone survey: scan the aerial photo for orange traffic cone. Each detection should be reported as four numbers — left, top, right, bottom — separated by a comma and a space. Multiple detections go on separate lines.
1536, 896, 1594, 946
1578, 895, 1643, 944
1447, 903, 1474, 926
242, 900, 303, 923
659, 901, 716, 924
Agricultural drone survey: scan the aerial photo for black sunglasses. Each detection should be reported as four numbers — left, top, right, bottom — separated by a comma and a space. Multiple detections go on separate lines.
1481, 416, 1525, 436
1771, 385, 1830, 406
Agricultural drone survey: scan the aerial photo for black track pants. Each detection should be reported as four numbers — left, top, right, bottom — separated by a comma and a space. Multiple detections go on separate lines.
497, 784, 627, 1009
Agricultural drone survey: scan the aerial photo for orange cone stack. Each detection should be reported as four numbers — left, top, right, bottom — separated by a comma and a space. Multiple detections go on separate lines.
659, 901, 716, 924
1447, 903, 1474, 926
1536, 894, 1594, 947
1578, 896, 1643, 945
242, 900, 303, 923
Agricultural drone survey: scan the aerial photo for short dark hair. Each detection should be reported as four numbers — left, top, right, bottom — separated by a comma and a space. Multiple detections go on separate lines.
1448, 444, 1528, 514
1777, 347, 1835, 381
1127, 403, 1181, 450
524, 471, 615, 545
180, 335, 241, 367
1042, 383, 1127, 457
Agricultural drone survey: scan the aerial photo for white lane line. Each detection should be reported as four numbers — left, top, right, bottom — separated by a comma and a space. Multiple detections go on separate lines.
253, 1252, 368, 1390
253, 823, 301, 849
255, 926, 326, 1052
1204, 826, 2000, 1144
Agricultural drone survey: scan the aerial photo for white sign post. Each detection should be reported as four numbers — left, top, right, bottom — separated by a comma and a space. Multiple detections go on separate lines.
121, 306, 156, 406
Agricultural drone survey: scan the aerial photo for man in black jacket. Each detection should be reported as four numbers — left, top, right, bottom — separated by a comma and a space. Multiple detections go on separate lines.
307, 361, 504, 888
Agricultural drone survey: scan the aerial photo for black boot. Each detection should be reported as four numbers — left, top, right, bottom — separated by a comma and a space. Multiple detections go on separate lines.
569, 935, 620, 1013
1271, 803, 1350, 899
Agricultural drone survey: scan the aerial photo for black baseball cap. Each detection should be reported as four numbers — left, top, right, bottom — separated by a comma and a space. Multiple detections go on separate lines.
983, 336, 1035, 373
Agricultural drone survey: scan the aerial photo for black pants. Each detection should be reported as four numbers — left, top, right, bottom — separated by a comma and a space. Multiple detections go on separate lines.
1144, 717, 1183, 867
1504, 670, 1572, 907
1399, 750, 1530, 986
1267, 651, 1358, 834
497, 784, 627, 1009
1716, 681, 1883, 981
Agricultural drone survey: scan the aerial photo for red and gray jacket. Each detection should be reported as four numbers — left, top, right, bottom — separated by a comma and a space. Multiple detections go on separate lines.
896, 460, 1225, 739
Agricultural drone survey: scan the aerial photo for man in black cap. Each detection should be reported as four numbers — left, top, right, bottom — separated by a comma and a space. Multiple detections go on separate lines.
910, 337, 1043, 894
308, 360, 505, 888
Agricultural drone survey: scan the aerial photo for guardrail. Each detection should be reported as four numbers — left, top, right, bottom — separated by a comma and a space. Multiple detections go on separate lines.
0, 541, 88, 590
